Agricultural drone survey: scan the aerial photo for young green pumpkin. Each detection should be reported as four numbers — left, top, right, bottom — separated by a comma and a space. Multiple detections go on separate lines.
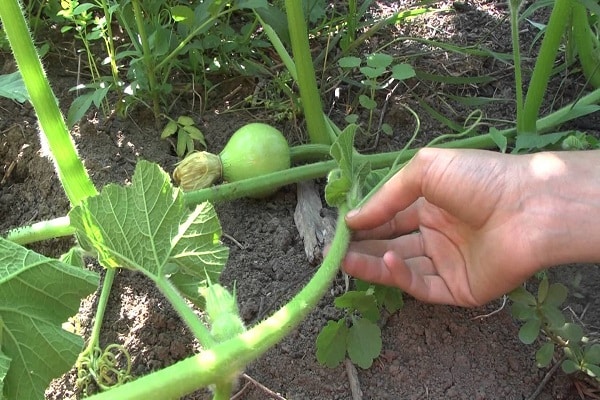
173, 123, 291, 195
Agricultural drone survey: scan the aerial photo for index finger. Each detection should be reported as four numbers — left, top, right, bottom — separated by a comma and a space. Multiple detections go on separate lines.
345, 148, 433, 231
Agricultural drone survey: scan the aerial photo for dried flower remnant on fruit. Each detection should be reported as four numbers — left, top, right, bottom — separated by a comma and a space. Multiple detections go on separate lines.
173, 151, 222, 191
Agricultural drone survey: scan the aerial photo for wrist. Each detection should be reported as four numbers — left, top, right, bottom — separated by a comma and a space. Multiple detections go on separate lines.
524, 150, 600, 270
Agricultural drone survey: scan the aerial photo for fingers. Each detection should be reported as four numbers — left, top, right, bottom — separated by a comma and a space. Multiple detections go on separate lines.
342, 249, 453, 303
347, 232, 425, 258
346, 149, 435, 231
342, 249, 470, 307
382, 251, 463, 306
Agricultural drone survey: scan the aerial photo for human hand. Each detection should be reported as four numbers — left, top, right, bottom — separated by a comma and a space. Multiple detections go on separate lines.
342, 148, 579, 307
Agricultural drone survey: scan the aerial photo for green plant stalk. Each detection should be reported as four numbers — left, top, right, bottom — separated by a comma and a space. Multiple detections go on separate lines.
285, 0, 331, 145
289, 143, 332, 162
130, 0, 160, 120
509, 0, 525, 132
572, 2, 600, 89
212, 382, 234, 400
11, 79, 600, 245
256, 14, 298, 80
87, 204, 351, 400
98, 0, 121, 87
0, 0, 98, 205
521, 0, 573, 134
155, 9, 231, 71
155, 278, 216, 348
347, 0, 357, 45
5, 216, 74, 245
80, 269, 115, 359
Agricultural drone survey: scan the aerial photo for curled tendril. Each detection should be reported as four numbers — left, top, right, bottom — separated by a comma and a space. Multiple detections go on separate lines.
76, 344, 132, 395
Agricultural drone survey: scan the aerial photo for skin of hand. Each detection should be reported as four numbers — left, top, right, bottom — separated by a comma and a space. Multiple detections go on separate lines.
342, 148, 600, 307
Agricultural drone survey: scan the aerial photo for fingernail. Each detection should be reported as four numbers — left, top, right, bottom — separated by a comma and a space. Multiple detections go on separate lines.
346, 208, 360, 219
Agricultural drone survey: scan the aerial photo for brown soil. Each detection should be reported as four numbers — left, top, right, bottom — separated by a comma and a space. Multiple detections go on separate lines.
1, 1, 599, 399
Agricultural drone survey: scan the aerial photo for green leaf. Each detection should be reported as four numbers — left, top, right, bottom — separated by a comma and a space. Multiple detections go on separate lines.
488, 127, 508, 153
541, 304, 565, 328
511, 301, 534, 320
329, 124, 357, 178
363, 168, 389, 194
182, 125, 207, 149
518, 318, 541, 344
0, 237, 99, 400
161, 120, 178, 139
537, 277, 549, 303
0, 71, 29, 103
176, 132, 188, 157
584, 364, 600, 378
373, 285, 404, 314
509, 286, 537, 306
556, 322, 584, 344
514, 131, 570, 152
59, 247, 85, 269
390, 64, 416, 81
69, 161, 229, 284
177, 115, 195, 126
169, 271, 205, 309
73, 3, 97, 14
338, 56, 361, 68
325, 124, 371, 208
316, 319, 349, 368
347, 318, 382, 369
536, 342, 555, 368
334, 291, 380, 322
381, 123, 393, 136
360, 66, 386, 79
171, 5, 194, 23
0, 350, 10, 396
584, 344, 600, 364
561, 358, 580, 374
366, 53, 393, 69
358, 94, 377, 110
236, 0, 269, 9
67, 84, 111, 127
345, 114, 359, 124
544, 283, 568, 307
325, 169, 352, 208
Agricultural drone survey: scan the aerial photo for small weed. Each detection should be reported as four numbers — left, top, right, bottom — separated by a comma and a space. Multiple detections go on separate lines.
161, 115, 207, 158
338, 53, 415, 137
510, 277, 600, 380
316, 282, 403, 369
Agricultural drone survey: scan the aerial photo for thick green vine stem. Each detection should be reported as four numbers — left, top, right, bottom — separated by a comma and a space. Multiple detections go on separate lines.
130, 0, 160, 121
520, 0, 573, 134
0, 0, 97, 205
87, 205, 351, 400
572, 2, 600, 89
508, 0, 524, 130
285, 0, 331, 145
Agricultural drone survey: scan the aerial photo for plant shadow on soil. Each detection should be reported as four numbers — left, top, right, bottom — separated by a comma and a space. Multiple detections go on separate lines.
1, 1, 600, 399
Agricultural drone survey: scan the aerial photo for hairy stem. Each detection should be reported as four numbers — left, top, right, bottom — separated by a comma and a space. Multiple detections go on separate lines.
285, 0, 331, 145
81, 269, 116, 358
0, 0, 97, 205
509, 0, 525, 132
572, 2, 600, 89
521, 0, 573, 134
130, 0, 160, 121
155, 278, 216, 348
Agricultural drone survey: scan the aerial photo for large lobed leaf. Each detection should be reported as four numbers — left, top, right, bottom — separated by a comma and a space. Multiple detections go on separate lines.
0, 238, 99, 400
69, 160, 229, 285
